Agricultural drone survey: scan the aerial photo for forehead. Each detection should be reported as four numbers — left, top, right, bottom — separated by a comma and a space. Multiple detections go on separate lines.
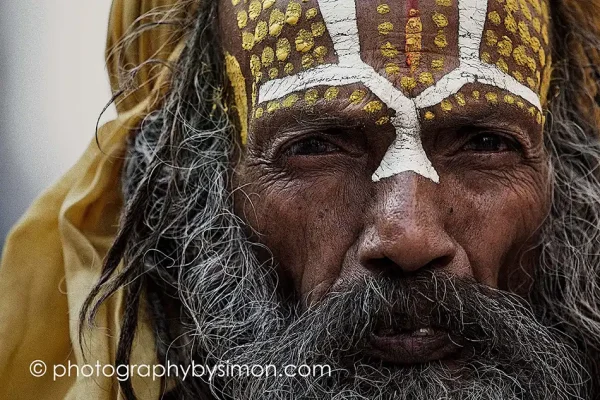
220, 0, 550, 93
219, 0, 551, 160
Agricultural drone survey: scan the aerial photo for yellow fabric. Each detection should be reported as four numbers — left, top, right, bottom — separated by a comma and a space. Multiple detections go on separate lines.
0, 1, 184, 398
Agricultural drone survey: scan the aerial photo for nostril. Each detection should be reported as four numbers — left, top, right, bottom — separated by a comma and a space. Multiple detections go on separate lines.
363, 254, 455, 278
363, 257, 397, 276
427, 254, 454, 270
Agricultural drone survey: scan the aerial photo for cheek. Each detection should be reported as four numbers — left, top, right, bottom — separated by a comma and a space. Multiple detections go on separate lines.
235, 168, 368, 298
444, 168, 550, 288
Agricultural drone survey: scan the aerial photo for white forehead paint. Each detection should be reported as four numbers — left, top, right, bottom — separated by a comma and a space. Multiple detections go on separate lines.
258, 0, 542, 184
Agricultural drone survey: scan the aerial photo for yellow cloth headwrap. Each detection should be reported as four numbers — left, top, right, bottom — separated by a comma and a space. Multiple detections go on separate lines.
0, 1, 185, 398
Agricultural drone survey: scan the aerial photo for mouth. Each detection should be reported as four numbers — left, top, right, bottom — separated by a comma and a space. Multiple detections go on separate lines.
366, 326, 461, 365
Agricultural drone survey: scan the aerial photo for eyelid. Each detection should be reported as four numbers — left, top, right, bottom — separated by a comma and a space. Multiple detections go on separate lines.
461, 126, 531, 151
265, 122, 360, 160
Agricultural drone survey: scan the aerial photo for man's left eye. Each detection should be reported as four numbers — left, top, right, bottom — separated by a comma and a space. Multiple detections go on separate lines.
285, 138, 340, 156
462, 133, 520, 152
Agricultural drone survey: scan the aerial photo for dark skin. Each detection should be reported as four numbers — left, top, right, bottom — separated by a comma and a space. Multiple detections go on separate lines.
221, 0, 551, 303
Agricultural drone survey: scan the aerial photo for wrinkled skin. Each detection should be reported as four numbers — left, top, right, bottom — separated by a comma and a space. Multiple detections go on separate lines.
221, 0, 551, 304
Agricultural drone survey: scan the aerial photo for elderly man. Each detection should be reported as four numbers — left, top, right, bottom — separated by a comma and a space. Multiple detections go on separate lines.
1, 0, 600, 398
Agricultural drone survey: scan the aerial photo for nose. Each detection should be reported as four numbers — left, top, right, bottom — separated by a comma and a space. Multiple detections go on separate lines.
357, 173, 466, 277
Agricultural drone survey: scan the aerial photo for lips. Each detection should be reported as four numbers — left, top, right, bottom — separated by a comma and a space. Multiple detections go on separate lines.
367, 326, 461, 365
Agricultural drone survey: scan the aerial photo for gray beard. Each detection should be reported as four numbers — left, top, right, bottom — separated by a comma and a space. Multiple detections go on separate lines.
176, 254, 587, 400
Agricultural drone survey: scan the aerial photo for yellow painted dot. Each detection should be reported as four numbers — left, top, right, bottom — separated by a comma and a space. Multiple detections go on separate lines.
512, 70, 524, 82
513, 45, 537, 73
252, 82, 258, 106
530, 0, 542, 14
250, 54, 261, 76
254, 107, 264, 118
485, 30, 498, 46
263, 0, 276, 8
242, 32, 255, 51
488, 11, 501, 25
269, 9, 285, 36
324, 87, 339, 100
516, 100, 525, 108
276, 38, 291, 61
406, 35, 421, 52
497, 36, 513, 56
313, 46, 327, 64
313, 45, 328, 62
305, 88, 319, 105
518, 21, 531, 44
267, 101, 281, 113
481, 52, 492, 63
432, 12, 448, 28
436, 0, 452, 6
385, 63, 400, 76
232, 0, 240, 5
364, 100, 383, 113
496, 58, 509, 73
377, 4, 390, 14
504, 95, 515, 104
529, 36, 541, 53
282, 93, 299, 107
520, 0, 532, 20
472, 90, 480, 100
486, 92, 499, 104
262, 46, 274, 66
536, 111, 543, 124
306, 8, 318, 19
424, 111, 435, 120
539, 47, 546, 67
255, 21, 268, 43
431, 58, 444, 70
527, 76, 536, 89
528, 106, 536, 116
285, 2, 302, 25
284, 63, 294, 74
405, 15, 422, 34
376, 116, 390, 125
295, 29, 314, 52
541, 1, 549, 18
381, 42, 399, 58
350, 90, 366, 104
532, 17, 541, 34
441, 99, 453, 111
249, 0, 262, 20
506, 0, 518, 12
541, 24, 549, 45
419, 72, 434, 86
401, 76, 417, 91
311, 21, 326, 37
455, 92, 466, 106
505, 13, 517, 33
301, 53, 314, 68
237, 11, 249, 29
269, 68, 279, 79
435, 31, 448, 48
378, 22, 394, 35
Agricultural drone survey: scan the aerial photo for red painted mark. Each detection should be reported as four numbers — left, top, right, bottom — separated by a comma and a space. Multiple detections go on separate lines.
405, 0, 420, 68
406, 0, 419, 14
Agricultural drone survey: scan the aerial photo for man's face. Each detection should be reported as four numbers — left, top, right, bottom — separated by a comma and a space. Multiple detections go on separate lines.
162, 1, 590, 395
221, 0, 551, 303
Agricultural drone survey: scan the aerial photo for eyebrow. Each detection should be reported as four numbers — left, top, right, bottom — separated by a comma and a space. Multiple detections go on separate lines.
253, 107, 375, 155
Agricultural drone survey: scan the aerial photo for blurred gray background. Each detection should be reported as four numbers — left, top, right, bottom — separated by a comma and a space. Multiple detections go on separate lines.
0, 1, 117, 250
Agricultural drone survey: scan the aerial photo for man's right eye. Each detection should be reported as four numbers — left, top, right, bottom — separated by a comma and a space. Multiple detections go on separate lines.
285, 138, 340, 156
